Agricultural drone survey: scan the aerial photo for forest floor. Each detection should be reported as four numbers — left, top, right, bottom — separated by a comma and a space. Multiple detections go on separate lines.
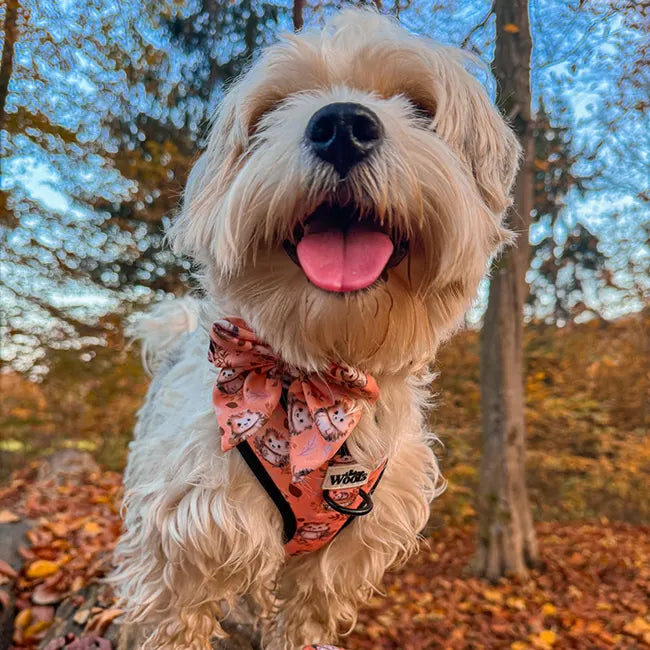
0, 462, 648, 650
1, 314, 648, 648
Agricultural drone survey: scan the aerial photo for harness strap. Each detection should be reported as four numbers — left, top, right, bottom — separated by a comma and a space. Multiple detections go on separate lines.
236, 440, 386, 556
237, 441, 297, 543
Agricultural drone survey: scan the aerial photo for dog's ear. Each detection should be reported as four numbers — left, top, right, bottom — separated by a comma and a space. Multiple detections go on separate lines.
168, 86, 247, 262
420, 44, 520, 221
206, 84, 248, 171
461, 75, 521, 217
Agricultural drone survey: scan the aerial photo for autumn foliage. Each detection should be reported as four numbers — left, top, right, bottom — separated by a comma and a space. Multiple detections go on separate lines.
0, 314, 648, 648
1, 458, 648, 649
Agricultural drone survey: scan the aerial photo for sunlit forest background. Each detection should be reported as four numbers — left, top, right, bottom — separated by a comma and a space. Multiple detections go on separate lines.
0, 1, 648, 649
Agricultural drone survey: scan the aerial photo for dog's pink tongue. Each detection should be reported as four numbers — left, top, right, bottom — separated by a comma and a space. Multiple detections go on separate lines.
297, 222, 393, 293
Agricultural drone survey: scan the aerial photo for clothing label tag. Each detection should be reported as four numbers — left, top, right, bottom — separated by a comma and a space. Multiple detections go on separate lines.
322, 463, 370, 490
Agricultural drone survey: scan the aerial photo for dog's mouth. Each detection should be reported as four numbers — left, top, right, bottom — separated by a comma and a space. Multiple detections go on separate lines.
284, 204, 408, 293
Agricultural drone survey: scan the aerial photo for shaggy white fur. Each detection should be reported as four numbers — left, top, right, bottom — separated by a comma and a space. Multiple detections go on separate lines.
112, 8, 518, 650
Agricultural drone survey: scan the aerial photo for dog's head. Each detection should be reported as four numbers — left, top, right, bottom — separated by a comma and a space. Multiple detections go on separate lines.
171, 9, 519, 373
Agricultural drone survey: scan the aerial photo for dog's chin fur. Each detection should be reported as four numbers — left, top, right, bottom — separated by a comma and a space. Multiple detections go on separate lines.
112, 8, 519, 649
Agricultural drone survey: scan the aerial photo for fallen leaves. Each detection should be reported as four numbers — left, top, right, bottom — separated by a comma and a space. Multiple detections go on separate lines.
0, 508, 21, 523
1, 465, 648, 650
84, 608, 124, 637
0, 460, 123, 649
43, 634, 112, 650
351, 522, 650, 649
0, 558, 19, 579
32, 582, 66, 605
531, 629, 556, 648
13, 606, 55, 645
82, 522, 102, 536
541, 602, 556, 616
26, 560, 59, 579
624, 617, 650, 644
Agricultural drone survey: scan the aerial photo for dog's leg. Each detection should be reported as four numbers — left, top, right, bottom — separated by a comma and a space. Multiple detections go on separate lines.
267, 435, 440, 649
113, 429, 284, 650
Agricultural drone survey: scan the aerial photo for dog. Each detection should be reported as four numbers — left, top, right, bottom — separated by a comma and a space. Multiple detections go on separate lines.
112, 8, 519, 650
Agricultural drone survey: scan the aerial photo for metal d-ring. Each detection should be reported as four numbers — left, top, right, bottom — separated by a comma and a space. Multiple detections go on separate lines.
324, 488, 374, 516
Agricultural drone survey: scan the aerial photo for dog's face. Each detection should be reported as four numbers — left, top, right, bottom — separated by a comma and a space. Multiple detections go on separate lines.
172, 9, 519, 373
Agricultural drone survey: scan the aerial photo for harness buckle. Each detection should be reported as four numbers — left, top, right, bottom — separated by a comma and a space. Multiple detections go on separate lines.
323, 488, 374, 516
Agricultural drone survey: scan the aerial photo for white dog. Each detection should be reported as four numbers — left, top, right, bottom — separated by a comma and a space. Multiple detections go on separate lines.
112, 8, 518, 650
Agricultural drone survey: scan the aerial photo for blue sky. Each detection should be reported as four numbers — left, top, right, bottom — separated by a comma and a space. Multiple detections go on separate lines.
2, 0, 648, 369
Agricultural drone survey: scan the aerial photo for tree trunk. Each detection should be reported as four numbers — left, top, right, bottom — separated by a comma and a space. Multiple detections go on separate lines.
474, 0, 539, 580
292, 0, 305, 31
0, 0, 19, 134
0, 0, 21, 215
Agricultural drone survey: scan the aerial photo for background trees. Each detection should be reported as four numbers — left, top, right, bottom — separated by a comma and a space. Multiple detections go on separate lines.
1, 0, 647, 578
474, 0, 539, 580
1, 0, 290, 372
2, 0, 645, 369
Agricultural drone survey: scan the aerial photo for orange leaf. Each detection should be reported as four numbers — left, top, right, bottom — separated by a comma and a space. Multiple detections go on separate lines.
0, 509, 20, 524
482, 589, 503, 603
83, 521, 102, 535
504, 23, 520, 33
0, 591, 10, 609
506, 597, 526, 610
23, 620, 51, 639
0, 559, 18, 579
84, 608, 124, 636
540, 630, 556, 644
531, 629, 557, 648
26, 560, 59, 579
46, 521, 70, 538
14, 607, 32, 630
542, 603, 557, 616
624, 617, 650, 638
73, 609, 91, 625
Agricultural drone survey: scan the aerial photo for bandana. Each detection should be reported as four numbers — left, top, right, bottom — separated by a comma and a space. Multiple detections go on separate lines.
208, 318, 379, 483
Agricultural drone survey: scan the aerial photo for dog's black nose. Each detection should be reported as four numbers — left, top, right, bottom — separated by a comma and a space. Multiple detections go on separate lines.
306, 102, 383, 177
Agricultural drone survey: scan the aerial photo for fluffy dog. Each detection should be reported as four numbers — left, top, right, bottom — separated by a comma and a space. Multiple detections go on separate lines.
112, 8, 518, 650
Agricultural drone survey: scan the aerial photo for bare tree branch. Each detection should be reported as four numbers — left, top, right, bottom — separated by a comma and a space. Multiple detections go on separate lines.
535, 8, 616, 71
4, 285, 104, 340
461, 1, 495, 50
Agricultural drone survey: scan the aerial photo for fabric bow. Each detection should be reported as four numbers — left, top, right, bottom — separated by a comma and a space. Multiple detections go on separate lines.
208, 318, 379, 483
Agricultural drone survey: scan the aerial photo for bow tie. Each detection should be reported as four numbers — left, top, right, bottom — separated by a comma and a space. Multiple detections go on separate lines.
208, 319, 379, 483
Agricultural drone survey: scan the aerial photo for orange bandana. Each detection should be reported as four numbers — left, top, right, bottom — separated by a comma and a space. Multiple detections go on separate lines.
208, 319, 379, 483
